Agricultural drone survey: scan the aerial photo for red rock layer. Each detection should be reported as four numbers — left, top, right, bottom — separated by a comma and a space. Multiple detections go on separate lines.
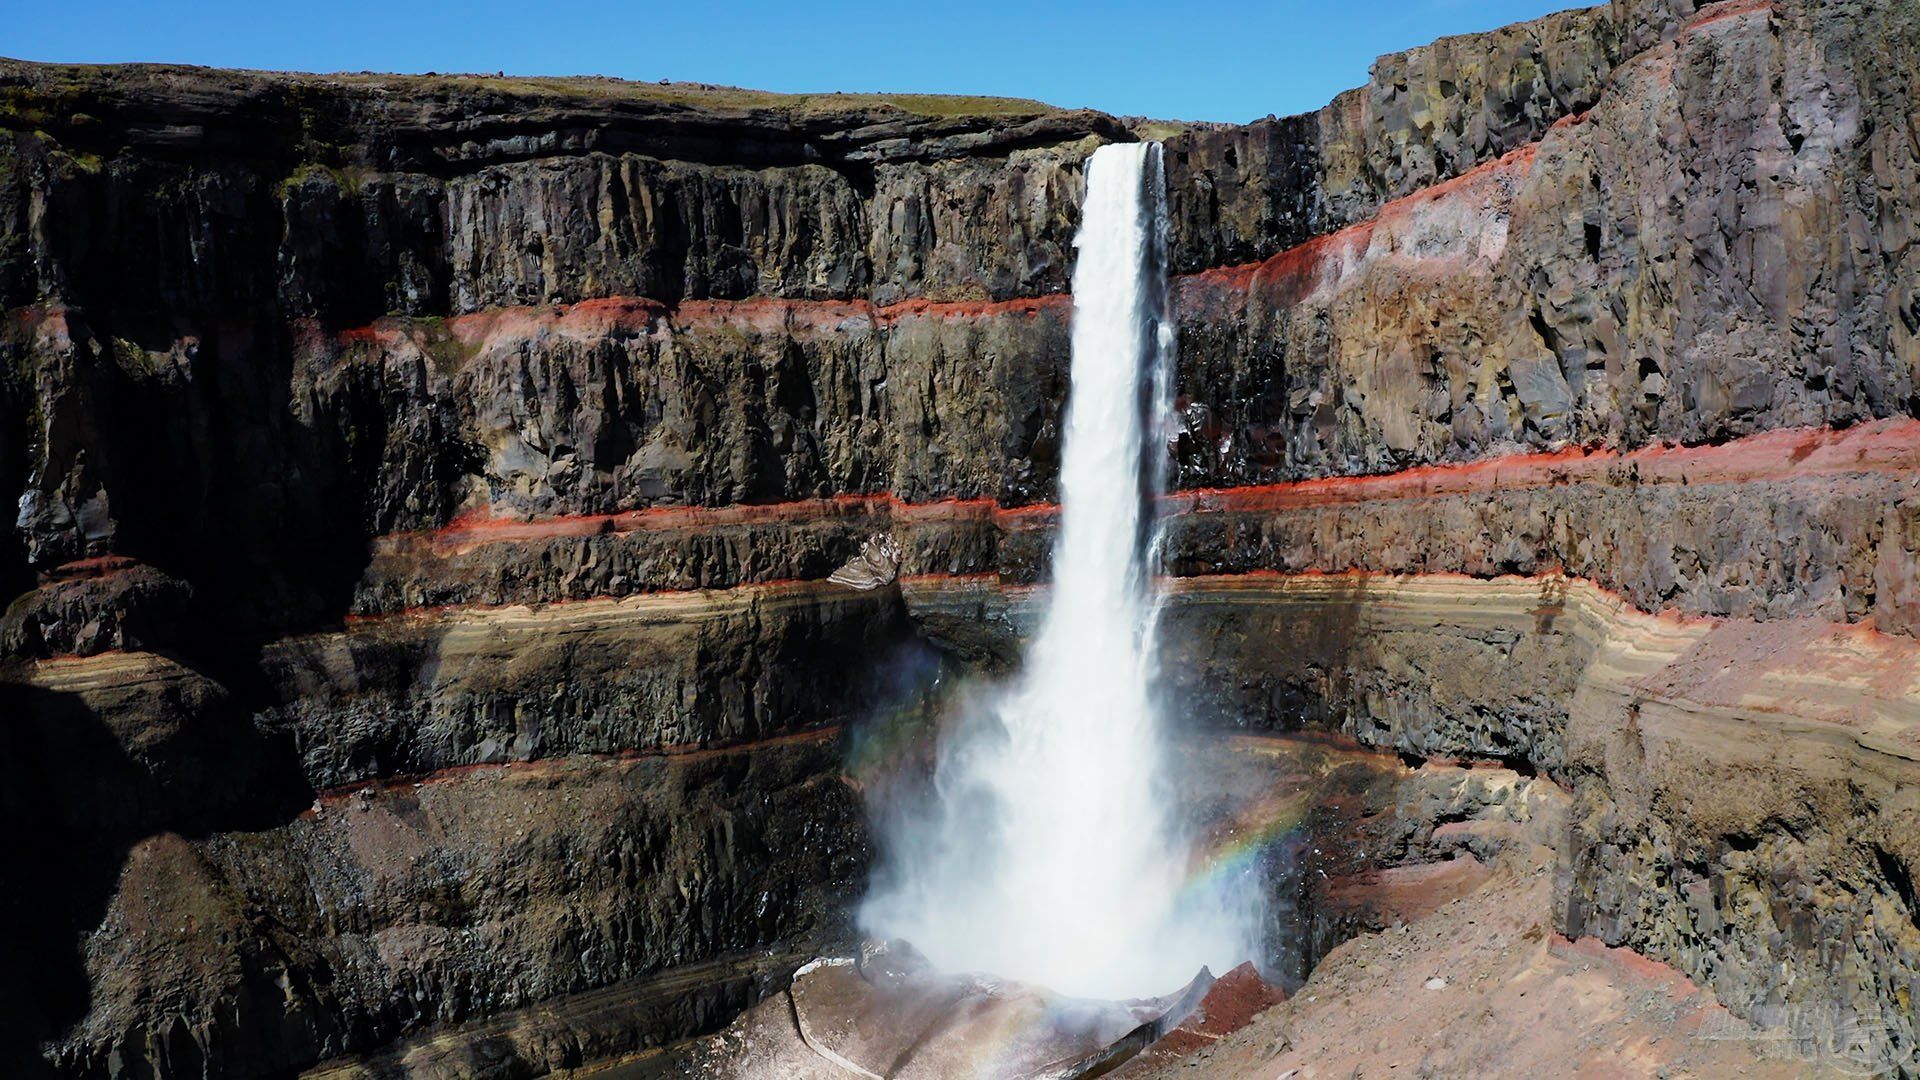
1175, 139, 1540, 317
320, 292, 1075, 355
289, 127, 1549, 360
369, 416, 1920, 554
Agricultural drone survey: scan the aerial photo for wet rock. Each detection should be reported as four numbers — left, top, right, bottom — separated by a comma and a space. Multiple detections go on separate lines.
696, 942, 1210, 1078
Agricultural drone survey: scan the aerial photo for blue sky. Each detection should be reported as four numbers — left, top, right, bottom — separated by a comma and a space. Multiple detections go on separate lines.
4, 0, 1584, 123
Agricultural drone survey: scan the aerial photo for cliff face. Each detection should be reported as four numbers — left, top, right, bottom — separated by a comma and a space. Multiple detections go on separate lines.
0, 70, 1114, 641
5, 0, 1920, 1074
8, 0, 1915, 645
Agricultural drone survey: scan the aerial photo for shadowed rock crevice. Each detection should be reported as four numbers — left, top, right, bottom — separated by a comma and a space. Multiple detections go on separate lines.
6, 583, 935, 1076
0, 678, 315, 1076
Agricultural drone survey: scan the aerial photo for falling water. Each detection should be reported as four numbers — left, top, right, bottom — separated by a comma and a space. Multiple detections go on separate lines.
861, 142, 1261, 999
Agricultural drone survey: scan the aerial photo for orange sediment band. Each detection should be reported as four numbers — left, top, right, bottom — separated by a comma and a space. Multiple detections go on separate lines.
317, 291, 1073, 351
382, 493, 1061, 556
1166, 416, 1920, 515
39, 417, 1918, 578
1176, 139, 1540, 315
368, 416, 1920, 556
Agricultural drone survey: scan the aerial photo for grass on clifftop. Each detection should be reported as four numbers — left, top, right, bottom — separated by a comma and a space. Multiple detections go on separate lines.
330, 72, 1064, 118
0, 59, 1065, 121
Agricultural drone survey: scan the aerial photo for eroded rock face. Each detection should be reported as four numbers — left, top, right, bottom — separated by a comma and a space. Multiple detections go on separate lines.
1122, 760, 1833, 1079
1122, 576, 1920, 1069
55, 743, 863, 1078
4, 586, 938, 1075
259, 585, 914, 789
5, 0, 1915, 629
1176, 0, 1920, 485
893, 571, 1920, 1073
691, 943, 1200, 1079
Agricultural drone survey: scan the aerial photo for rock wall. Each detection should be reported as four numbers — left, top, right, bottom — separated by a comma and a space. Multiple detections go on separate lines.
5, 0, 1915, 650
1175, 0, 1920, 486
3, 587, 908, 1074
50, 738, 862, 1078
907, 573, 1920, 1070
5, 0, 1920, 1074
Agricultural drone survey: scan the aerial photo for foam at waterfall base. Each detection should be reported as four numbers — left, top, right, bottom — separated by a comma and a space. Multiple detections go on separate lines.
688, 939, 1284, 1079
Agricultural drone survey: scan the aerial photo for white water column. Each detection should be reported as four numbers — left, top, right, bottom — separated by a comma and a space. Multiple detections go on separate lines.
862, 142, 1258, 999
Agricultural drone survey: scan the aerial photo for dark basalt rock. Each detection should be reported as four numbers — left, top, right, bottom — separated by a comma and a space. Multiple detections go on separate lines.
7, 587, 922, 1077
4, 0, 1920, 1074
4, 0, 1916, 654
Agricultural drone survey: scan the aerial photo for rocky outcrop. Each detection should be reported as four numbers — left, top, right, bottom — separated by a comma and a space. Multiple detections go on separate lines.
6, 585, 907, 1075
0, 68, 1103, 650
321, 418, 1920, 638
1177, 0, 1920, 485
51, 737, 861, 1078
0, 64, 1122, 316
1159, 2, 1621, 272
306, 952, 808, 1080
258, 584, 913, 789
4, 0, 1914, 619
6, 0, 1914, 666
1127, 755, 1837, 1078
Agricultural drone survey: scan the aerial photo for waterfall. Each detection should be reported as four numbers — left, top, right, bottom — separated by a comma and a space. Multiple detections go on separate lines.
861, 142, 1260, 1000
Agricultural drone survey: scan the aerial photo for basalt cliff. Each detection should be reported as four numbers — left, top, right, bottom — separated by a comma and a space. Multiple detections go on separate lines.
4, 0, 1920, 1074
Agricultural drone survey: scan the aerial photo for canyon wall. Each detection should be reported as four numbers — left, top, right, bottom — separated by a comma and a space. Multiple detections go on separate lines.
5, 0, 1920, 1073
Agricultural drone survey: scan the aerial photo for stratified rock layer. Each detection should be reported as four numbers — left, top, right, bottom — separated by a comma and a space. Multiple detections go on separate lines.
4, 0, 1915, 629
4, 0, 1920, 1075
901, 572, 1920, 1070
5, 587, 904, 1075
